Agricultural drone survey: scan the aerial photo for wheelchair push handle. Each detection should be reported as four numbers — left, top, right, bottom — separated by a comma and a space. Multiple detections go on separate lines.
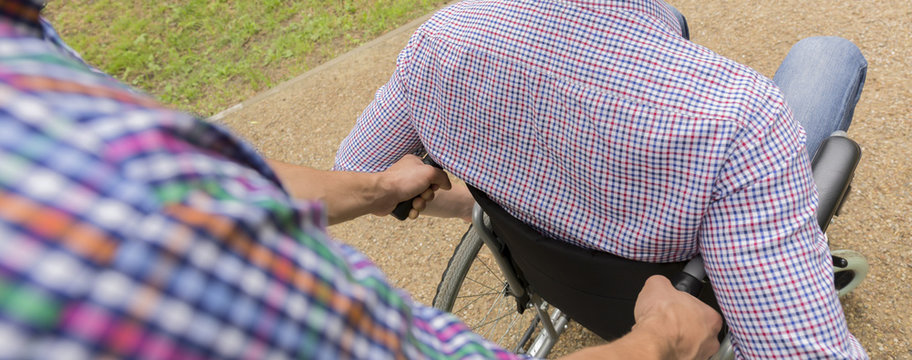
390, 155, 442, 220
671, 255, 706, 297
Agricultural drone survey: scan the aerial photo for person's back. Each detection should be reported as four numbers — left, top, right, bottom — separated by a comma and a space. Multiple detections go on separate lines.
338, 0, 788, 258
334, 0, 868, 357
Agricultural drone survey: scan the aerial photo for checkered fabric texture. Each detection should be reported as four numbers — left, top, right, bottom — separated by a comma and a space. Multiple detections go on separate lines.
0, 1, 525, 359
334, 0, 867, 358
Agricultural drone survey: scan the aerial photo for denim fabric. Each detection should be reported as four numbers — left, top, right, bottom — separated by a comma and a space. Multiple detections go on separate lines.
774, 36, 868, 157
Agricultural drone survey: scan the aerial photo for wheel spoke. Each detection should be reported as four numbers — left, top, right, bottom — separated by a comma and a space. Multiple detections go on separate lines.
436, 229, 564, 356
497, 311, 523, 344
454, 290, 500, 314
477, 284, 509, 334
464, 275, 502, 293
475, 254, 503, 282
478, 310, 520, 336
456, 291, 505, 299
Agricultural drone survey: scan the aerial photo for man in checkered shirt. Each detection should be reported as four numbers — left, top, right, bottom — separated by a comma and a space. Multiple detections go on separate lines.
334, 0, 869, 358
0, 0, 727, 358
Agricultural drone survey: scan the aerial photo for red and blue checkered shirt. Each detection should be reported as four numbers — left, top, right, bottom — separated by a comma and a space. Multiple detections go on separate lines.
0, 1, 525, 359
334, 0, 867, 358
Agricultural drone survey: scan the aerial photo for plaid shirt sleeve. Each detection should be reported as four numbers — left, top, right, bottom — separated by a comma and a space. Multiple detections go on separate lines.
334, 37, 423, 172
701, 101, 865, 358
0, 7, 527, 360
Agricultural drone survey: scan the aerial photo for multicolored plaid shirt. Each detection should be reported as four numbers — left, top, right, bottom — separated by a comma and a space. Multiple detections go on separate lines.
0, 2, 524, 359
334, 0, 867, 358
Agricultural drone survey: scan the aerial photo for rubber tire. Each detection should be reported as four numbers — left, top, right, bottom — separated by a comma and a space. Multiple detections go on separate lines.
433, 225, 485, 312
433, 226, 554, 356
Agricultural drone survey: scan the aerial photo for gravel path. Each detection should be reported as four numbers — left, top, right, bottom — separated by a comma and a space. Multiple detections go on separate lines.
216, 1, 912, 358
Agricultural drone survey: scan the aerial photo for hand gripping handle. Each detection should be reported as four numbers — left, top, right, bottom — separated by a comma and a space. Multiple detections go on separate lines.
390, 155, 442, 220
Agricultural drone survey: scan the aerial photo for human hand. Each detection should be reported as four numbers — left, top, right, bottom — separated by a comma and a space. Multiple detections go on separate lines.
558, 275, 721, 360
633, 275, 722, 360
375, 154, 451, 218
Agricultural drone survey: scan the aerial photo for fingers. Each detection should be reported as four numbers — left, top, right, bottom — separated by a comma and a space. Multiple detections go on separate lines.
407, 188, 437, 219
635, 276, 672, 315
420, 188, 435, 201
427, 167, 451, 191
401, 154, 450, 191
392, 153, 451, 195
644, 275, 672, 294
634, 275, 722, 360
380, 153, 453, 219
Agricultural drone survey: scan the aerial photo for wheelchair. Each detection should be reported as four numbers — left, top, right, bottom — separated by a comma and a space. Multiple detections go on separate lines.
431, 133, 869, 359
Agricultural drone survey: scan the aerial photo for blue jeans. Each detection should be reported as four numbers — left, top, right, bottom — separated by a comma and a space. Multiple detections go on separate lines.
663, 2, 867, 157
773, 37, 867, 157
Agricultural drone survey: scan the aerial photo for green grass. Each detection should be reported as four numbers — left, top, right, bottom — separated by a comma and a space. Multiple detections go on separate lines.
43, 0, 447, 116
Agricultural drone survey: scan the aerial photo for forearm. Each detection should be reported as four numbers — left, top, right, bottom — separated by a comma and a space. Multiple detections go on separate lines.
420, 181, 474, 221
268, 159, 384, 225
333, 66, 419, 174
702, 179, 866, 356
701, 114, 866, 357
703, 221, 860, 357
560, 328, 669, 360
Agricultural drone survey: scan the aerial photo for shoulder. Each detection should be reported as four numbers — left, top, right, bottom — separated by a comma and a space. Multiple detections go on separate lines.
658, 40, 801, 160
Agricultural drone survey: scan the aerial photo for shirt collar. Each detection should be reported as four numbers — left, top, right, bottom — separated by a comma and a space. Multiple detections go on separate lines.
560, 0, 669, 11
558, 0, 682, 36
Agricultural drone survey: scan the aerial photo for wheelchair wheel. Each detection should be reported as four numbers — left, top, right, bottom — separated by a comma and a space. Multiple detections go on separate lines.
433, 226, 555, 356
831, 249, 868, 297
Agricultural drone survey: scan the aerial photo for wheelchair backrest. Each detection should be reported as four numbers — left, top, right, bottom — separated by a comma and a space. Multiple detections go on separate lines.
467, 185, 720, 340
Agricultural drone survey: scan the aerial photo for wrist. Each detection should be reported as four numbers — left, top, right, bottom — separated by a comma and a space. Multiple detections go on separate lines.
365, 171, 392, 214
559, 325, 672, 360
628, 320, 676, 359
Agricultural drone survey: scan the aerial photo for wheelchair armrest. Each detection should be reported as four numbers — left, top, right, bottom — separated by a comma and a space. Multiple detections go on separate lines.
811, 135, 861, 232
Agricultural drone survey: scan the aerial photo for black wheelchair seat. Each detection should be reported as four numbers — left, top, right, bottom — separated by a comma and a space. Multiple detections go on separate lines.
460, 133, 859, 341
467, 185, 721, 340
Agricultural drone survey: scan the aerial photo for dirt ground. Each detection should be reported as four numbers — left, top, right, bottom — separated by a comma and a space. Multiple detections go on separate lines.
215, 1, 912, 358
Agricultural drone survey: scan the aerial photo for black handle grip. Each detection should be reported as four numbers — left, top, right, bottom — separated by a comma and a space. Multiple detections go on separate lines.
390, 155, 442, 220
672, 255, 706, 297
672, 272, 704, 297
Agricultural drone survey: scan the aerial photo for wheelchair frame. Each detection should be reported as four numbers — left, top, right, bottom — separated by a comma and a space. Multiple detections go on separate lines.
432, 133, 869, 358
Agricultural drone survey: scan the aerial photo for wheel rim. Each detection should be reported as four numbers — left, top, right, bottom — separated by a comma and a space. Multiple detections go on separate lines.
448, 244, 542, 353
834, 270, 855, 290
831, 249, 868, 297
